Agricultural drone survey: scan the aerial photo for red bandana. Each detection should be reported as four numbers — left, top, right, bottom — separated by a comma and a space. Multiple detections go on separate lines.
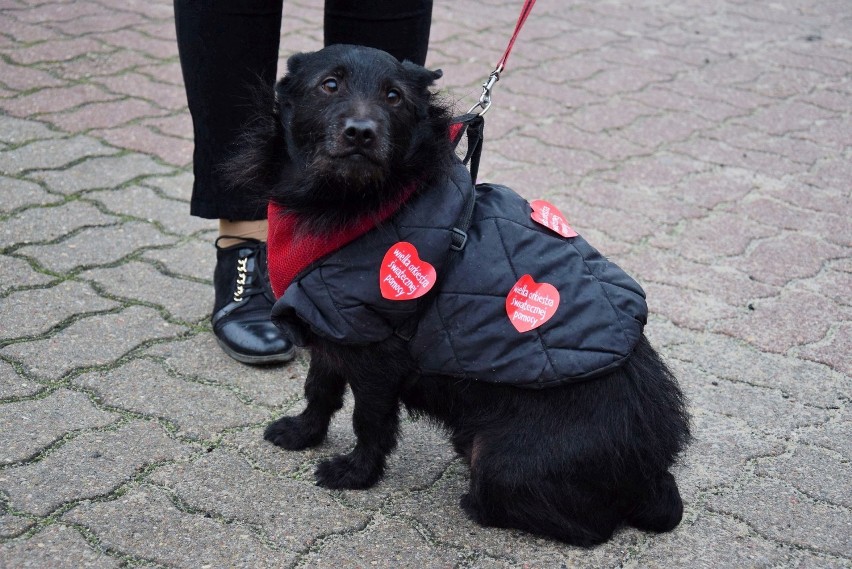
266, 184, 418, 298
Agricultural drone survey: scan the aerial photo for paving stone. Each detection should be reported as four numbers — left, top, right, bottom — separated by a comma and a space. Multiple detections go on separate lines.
0, 200, 118, 250
734, 233, 847, 287
0, 58, 65, 91
0, 136, 117, 176
0, 360, 43, 399
674, 409, 784, 503
0, 115, 61, 145
80, 261, 209, 322
674, 360, 830, 435
88, 185, 214, 235
49, 50, 155, 83
755, 445, 852, 509
91, 124, 193, 167
2, 37, 114, 66
41, 98, 169, 134
1, 421, 192, 516
0, 389, 118, 466
668, 331, 851, 409
139, 170, 194, 202
649, 210, 779, 262
73, 358, 268, 439
644, 281, 740, 331
50, 11, 147, 36
795, 322, 852, 376
16, 221, 176, 273
634, 511, 798, 568
30, 153, 173, 195
0, 305, 188, 379
9, 1, 103, 24
0, 176, 63, 214
707, 476, 852, 557
622, 248, 777, 308
145, 334, 308, 408
0, 523, 120, 568
0, 84, 120, 117
0, 255, 54, 294
0, 13, 57, 44
148, 448, 368, 550
301, 512, 461, 569
63, 485, 290, 568
141, 238, 215, 281
97, 29, 177, 60
795, 406, 852, 461
712, 289, 847, 354
0, 510, 33, 539
0, 280, 118, 340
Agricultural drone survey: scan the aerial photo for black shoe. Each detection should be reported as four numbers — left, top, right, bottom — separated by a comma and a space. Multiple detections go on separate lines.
212, 236, 295, 365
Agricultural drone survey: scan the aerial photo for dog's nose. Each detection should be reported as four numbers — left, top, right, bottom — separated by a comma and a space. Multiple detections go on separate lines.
343, 118, 377, 148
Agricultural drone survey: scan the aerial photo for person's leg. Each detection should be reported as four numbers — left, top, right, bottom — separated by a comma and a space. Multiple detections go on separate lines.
175, 0, 293, 364
324, 0, 433, 65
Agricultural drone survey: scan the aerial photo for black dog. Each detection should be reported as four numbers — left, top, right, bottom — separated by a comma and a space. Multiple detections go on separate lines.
228, 44, 690, 547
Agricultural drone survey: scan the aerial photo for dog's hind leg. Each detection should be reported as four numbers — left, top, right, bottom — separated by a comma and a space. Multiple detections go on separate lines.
265, 354, 347, 450
625, 471, 684, 533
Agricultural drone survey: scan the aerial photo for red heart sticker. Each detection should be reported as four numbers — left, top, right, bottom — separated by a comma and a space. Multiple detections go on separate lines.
530, 199, 578, 238
505, 274, 560, 333
380, 242, 436, 300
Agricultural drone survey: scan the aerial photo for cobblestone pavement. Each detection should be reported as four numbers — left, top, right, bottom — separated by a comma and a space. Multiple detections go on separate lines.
0, 0, 850, 567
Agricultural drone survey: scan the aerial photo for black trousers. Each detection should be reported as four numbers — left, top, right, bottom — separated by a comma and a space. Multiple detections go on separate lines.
175, 0, 433, 220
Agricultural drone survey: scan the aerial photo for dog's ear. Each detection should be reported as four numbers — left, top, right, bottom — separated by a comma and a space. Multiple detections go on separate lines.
401, 60, 443, 89
285, 51, 309, 76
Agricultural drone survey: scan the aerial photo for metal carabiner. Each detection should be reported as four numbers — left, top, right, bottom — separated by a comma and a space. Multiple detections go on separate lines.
468, 68, 502, 116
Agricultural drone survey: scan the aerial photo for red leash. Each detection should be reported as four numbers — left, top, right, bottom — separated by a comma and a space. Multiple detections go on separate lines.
469, 0, 537, 115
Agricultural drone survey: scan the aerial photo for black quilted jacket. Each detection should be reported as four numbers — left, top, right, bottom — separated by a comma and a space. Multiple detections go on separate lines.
270, 161, 647, 388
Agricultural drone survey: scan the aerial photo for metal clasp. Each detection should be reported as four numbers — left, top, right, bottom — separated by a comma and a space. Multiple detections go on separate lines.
468, 67, 502, 116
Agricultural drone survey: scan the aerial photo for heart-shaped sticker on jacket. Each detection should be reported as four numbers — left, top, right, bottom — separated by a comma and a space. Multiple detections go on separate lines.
530, 199, 578, 238
380, 242, 436, 300
505, 274, 561, 333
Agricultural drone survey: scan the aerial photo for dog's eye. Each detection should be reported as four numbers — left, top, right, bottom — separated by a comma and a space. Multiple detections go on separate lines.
321, 78, 338, 94
386, 88, 402, 105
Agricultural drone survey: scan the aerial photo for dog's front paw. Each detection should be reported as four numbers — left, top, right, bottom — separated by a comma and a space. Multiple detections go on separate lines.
315, 452, 383, 489
264, 415, 327, 450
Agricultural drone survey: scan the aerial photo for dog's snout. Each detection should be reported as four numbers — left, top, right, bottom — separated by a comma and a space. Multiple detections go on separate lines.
343, 118, 377, 147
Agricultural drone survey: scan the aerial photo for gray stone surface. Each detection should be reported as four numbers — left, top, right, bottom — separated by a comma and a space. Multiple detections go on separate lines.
15, 221, 176, 273
0, 389, 118, 465
0, 255, 54, 295
87, 185, 214, 235
0, 524, 120, 568
0, 280, 119, 340
0, 360, 43, 399
0, 176, 62, 214
0, 136, 116, 175
1, 306, 188, 379
63, 485, 291, 568
148, 448, 368, 550
1, 420, 193, 516
0, 200, 119, 249
0, 0, 850, 566
141, 237, 216, 280
73, 359, 269, 439
80, 261, 211, 323
30, 153, 173, 195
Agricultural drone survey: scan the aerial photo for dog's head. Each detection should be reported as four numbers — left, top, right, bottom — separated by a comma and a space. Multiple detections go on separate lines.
227, 44, 452, 230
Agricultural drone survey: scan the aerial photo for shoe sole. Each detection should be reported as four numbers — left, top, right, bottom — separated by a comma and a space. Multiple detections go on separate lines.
215, 337, 296, 365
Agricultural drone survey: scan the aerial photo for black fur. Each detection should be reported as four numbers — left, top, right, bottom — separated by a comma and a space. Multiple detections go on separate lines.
231, 45, 690, 547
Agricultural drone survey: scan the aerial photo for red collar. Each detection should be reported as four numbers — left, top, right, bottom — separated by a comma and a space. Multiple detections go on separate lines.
267, 184, 418, 298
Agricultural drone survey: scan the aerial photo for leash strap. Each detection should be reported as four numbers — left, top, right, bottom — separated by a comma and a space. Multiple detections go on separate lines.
497, 0, 537, 72
469, 0, 537, 115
